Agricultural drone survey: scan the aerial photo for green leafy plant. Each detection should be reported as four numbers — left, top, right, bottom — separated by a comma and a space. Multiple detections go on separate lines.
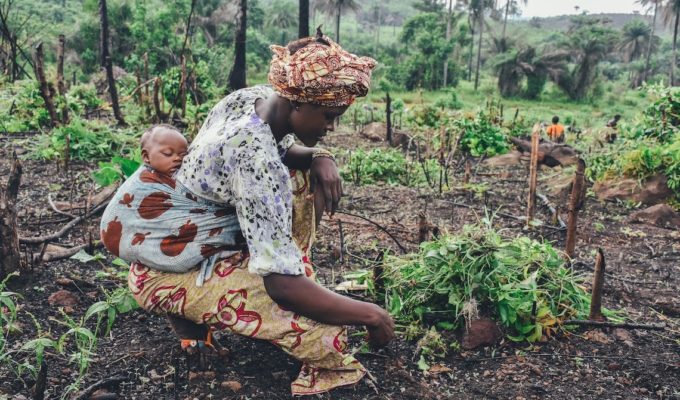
340, 148, 441, 187
454, 111, 509, 157
382, 221, 616, 342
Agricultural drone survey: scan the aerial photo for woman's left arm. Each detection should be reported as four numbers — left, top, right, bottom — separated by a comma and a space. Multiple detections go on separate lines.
283, 144, 343, 216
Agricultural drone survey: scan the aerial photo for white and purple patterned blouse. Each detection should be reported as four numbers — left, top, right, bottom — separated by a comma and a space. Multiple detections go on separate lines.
177, 85, 303, 276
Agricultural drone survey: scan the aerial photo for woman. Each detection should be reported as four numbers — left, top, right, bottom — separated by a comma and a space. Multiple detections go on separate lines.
124, 32, 394, 395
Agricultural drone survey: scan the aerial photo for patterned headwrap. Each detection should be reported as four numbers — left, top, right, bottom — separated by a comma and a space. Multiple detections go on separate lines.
268, 33, 377, 107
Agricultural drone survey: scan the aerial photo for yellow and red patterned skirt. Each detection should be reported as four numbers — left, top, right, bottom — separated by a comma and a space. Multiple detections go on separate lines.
127, 171, 366, 395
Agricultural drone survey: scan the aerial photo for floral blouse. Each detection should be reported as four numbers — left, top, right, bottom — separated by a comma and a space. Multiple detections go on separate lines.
176, 85, 302, 276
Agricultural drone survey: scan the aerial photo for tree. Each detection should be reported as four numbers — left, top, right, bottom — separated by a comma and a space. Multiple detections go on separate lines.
638, 0, 660, 82
471, 0, 494, 90
554, 17, 617, 100
660, 0, 680, 85
492, 44, 569, 98
266, 0, 296, 44
299, 0, 309, 38
314, 0, 360, 43
501, 0, 527, 39
100, 0, 126, 125
619, 19, 653, 62
228, 0, 247, 91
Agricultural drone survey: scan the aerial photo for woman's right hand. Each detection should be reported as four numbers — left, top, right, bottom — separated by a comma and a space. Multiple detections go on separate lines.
365, 304, 395, 348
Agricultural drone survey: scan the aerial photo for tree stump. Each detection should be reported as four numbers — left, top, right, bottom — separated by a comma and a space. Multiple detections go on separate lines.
0, 152, 22, 279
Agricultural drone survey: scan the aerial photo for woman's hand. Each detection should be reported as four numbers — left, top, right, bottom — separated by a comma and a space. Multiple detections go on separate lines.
365, 304, 396, 348
309, 157, 343, 217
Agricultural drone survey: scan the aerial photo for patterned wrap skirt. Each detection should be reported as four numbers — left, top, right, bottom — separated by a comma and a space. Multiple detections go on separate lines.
127, 170, 366, 395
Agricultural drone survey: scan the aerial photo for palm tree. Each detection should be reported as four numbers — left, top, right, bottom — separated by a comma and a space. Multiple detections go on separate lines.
660, 0, 680, 85
555, 17, 617, 100
314, 0, 361, 43
618, 19, 653, 62
471, 0, 494, 90
266, 0, 297, 44
638, 0, 660, 82
501, 0, 527, 39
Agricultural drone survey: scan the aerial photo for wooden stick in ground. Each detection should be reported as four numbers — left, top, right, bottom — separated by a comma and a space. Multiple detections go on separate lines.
32, 42, 60, 127
463, 158, 471, 184
589, 248, 606, 321
526, 124, 540, 227
56, 34, 69, 124
0, 152, 22, 279
565, 158, 586, 258
563, 319, 665, 331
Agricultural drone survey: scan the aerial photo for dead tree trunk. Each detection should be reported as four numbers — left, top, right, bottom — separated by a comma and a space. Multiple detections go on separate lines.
99, 0, 126, 126
565, 158, 586, 258
526, 126, 540, 227
385, 91, 392, 144
0, 152, 22, 280
33, 42, 60, 128
227, 0, 247, 91
153, 77, 166, 123
180, 55, 187, 118
299, 0, 310, 38
56, 34, 69, 124
588, 248, 606, 321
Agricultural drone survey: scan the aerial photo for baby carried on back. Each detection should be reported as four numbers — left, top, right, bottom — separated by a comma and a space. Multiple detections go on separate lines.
100, 125, 246, 286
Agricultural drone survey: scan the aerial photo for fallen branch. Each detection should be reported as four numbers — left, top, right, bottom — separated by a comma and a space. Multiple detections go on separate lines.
336, 211, 407, 254
20, 199, 110, 244
562, 319, 666, 331
35, 242, 103, 263
72, 375, 126, 400
536, 193, 566, 229
47, 193, 76, 219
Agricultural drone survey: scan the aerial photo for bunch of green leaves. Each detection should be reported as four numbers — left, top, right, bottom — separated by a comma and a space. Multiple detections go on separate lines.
0, 80, 51, 132
453, 111, 509, 157
382, 222, 610, 342
0, 273, 21, 375
636, 83, 680, 142
31, 118, 137, 162
92, 149, 142, 187
340, 148, 441, 187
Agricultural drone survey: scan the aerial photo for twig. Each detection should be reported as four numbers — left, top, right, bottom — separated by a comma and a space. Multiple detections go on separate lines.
35, 241, 103, 263
536, 193, 566, 229
336, 211, 407, 254
20, 199, 110, 244
589, 248, 606, 321
562, 319, 666, 331
47, 193, 76, 218
72, 375, 126, 400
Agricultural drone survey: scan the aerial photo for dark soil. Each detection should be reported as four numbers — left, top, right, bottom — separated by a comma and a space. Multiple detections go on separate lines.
1, 128, 678, 400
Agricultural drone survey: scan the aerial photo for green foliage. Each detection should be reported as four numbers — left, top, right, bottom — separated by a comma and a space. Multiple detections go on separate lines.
383, 222, 610, 342
0, 80, 50, 132
340, 148, 440, 187
455, 111, 509, 157
92, 151, 143, 187
31, 118, 137, 161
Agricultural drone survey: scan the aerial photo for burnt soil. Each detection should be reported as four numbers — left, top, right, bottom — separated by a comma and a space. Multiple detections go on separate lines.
0, 128, 678, 400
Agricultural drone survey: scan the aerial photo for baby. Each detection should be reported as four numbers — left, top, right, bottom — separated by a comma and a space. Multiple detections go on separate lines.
101, 124, 245, 287
140, 124, 188, 176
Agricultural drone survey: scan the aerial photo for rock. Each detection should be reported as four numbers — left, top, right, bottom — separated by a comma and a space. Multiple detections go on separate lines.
483, 151, 522, 167
221, 380, 242, 392
359, 122, 386, 141
628, 204, 680, 229
48, 290, 79, 307
593, 174, 674, 206
461, 318, 502, 350
90, 389, 117, 400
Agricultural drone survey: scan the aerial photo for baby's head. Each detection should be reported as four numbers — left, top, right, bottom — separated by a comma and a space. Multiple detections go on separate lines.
140, 124, 188, 175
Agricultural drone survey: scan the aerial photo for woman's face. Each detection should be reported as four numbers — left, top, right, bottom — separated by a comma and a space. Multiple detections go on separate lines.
290, 103, 348, 147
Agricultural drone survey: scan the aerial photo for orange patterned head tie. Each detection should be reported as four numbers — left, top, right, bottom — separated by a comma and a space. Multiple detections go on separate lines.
268, 35, 377, 107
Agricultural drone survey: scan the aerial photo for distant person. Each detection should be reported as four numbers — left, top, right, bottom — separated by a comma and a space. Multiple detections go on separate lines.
546, 115, 565, 143
605, 114, 621, 143
606, 114, 621, 129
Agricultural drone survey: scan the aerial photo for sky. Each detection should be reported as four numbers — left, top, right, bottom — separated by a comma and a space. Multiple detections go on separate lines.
518, 1, 648, 18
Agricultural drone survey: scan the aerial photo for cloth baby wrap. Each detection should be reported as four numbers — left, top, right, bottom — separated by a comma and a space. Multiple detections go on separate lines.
100, 166, 245, 286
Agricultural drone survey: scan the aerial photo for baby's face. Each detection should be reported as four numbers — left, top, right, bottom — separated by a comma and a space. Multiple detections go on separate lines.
142, 128, 188, 175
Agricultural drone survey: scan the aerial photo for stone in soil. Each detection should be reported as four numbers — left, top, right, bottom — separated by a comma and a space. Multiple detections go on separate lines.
461, 318, 502, 350
594, 174, 673, 206
627, 204, 680, 229
47, 289, 79, 306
